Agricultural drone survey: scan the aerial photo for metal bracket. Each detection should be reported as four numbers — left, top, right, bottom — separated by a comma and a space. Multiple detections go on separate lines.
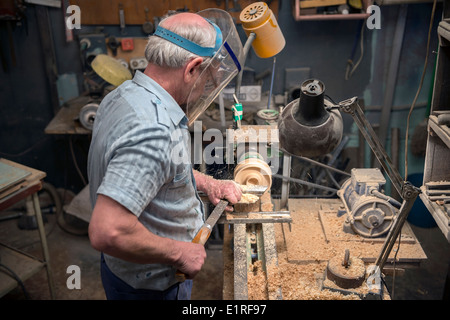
219, 211, 292, 224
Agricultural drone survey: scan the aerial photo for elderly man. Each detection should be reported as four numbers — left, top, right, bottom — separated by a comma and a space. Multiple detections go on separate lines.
87, 9, 243, 300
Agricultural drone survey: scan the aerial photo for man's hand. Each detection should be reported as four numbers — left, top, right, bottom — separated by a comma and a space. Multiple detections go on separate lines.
205, 179, 242, 211
193, 171, 242, 211
174, 242, 207, 279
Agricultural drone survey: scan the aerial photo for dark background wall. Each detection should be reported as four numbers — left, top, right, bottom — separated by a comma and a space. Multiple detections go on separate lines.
0, 1, 442, 195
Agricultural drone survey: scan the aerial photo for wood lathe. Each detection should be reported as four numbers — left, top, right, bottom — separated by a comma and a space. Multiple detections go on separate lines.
218, 79, 427, 300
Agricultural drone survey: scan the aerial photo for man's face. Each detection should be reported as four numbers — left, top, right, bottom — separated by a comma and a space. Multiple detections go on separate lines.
187, 63, 220, 105
184, 54, 231, 125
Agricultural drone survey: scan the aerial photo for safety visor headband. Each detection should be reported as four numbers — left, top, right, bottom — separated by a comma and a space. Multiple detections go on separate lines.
153, 18, 241, 71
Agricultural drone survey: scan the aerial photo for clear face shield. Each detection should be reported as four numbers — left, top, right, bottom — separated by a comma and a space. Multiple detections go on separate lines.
186, 9, 243, 127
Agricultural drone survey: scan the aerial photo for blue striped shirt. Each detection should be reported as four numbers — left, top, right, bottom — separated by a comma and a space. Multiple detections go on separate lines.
88, 70, 204, 290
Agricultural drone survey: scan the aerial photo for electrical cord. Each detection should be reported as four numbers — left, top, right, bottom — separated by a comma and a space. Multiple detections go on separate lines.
345, 20, 366, 80
69, 136, 88, 186
0, 137, 49, 158
388, 0, 438, 299
0, 263, 30, 299
1, 183, 62, 250
404, 0, 438, 180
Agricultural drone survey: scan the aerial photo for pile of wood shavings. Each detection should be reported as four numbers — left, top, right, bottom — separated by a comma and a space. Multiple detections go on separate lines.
247, 260, 269, 300
244, 199, 419, 300
247, 258, 360, 300
246, 214, 363, 300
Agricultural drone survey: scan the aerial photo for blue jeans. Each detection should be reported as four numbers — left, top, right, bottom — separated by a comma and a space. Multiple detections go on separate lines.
100, 253, 193, 300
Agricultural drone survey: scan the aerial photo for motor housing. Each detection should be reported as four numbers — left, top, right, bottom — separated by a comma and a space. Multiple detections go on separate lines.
337, 168, 397, 238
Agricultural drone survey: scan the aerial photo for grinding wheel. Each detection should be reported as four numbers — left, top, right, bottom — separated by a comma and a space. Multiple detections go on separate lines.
326, 249, 366, 289
79, 103, 99, 130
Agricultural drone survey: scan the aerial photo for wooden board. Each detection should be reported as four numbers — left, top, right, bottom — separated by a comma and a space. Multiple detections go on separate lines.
69, 0, 279, 25
0, 162, 31, 194
0, 159, 46, 211
281, 198, 427, 266
299, 0, 346, 9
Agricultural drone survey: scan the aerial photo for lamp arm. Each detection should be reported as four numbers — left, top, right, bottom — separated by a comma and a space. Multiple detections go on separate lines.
338, 97, 421, 292
338, 97, 405, 196
235, 32, 256, 97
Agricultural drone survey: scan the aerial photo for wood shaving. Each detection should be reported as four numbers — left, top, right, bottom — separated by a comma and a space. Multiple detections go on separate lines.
239, 184, 254, 191
238, 193, 259, 204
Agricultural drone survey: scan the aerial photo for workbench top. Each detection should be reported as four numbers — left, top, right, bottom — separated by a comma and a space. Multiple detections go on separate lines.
44, 95, 92, 135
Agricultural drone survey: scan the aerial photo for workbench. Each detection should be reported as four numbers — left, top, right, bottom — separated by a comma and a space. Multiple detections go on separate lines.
0, 159, 55, 299
223, 198, 426, 300
44, 95, 92, 135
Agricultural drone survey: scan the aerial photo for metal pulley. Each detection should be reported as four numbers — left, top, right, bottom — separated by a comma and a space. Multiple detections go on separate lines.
79, 103, 99, 130
326, 249, 366, 289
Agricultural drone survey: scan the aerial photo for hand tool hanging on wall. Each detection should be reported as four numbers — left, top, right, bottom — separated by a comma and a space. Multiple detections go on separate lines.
142, 7, 154, 35
228, 0, 241, 12
118, 3, 126, 35
107, 36, 120, 56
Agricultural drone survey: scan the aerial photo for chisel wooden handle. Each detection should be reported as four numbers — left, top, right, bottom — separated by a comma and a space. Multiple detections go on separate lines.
174, 224, 212, 282
175, 200, 229, 282
192, 223, 212, 245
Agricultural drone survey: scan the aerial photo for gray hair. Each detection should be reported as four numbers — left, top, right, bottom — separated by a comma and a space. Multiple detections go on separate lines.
145, 14, 217, 68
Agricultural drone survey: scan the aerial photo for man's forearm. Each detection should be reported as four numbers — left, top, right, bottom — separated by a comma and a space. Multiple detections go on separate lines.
192, 169, 213, 193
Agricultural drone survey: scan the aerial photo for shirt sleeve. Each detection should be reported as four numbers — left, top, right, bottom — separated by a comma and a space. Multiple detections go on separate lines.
96, 121, 171, 217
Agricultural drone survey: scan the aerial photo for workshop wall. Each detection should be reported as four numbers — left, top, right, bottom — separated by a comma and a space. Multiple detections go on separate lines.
0, 1, 441, 195
0, 5, 87, 193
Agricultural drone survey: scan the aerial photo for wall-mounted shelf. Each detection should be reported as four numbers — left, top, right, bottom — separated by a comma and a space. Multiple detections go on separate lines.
68, 0, 279, 25
421, 5, 450, 241
292, 0, 372, 20
428, 114, 450, 149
